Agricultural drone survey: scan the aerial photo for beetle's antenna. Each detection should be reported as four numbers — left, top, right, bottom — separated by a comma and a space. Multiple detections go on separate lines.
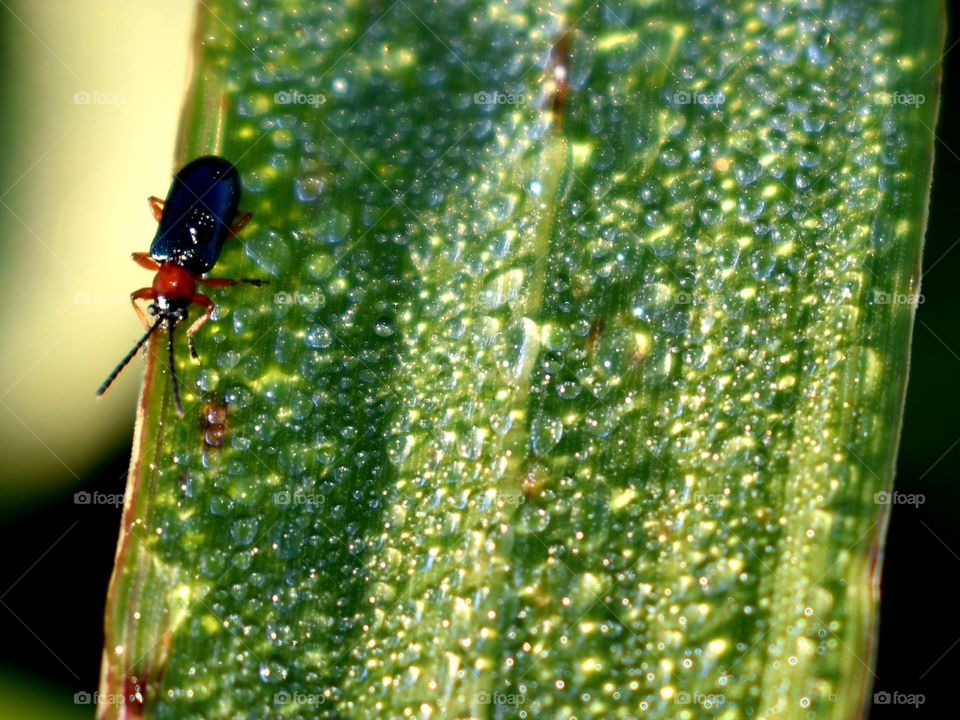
96, 322, 160, 398
167, 322, 183, 416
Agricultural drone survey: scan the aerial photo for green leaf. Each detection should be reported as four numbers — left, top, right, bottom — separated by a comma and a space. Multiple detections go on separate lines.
98, 1, 944, 719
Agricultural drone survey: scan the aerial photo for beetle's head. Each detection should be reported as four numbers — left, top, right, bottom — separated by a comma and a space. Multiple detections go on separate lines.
148, 300, 188, 327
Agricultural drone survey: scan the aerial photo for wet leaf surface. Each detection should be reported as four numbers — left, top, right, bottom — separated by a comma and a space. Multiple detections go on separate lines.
99, 2, 943, 718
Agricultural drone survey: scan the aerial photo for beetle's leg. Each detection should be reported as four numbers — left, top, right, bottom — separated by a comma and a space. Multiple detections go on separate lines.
131, 288, 156, 329
229, 212, 252, 236
198, 277, 267, 288
186, 293, 215, 360
132, 252, 160, 271
147, 196, 165, 222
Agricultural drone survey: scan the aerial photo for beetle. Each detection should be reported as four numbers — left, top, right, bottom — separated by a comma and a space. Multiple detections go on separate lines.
97, 156, 264, 415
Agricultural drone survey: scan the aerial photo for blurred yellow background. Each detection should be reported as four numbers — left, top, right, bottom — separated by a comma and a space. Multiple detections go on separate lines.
0, 1, 192, 716
0, 1, 192, 506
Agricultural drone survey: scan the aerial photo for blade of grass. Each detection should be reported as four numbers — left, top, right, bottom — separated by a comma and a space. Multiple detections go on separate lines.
99, 2, 944, 718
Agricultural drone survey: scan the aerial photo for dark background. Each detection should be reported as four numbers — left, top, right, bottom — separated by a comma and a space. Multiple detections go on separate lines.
0, 6, 957, 720
869, 7, 960, 719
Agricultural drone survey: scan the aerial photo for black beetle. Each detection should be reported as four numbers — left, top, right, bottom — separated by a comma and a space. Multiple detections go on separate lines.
97, 156, 264, 414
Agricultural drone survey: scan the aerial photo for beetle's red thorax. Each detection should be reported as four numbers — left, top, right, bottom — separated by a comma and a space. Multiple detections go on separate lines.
153, 262, 196, 303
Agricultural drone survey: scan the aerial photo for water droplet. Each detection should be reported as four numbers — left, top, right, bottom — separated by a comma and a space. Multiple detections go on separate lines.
531, 415, 564, 454
734, 158, 762, 186
305, 326, 334, 349
230, 517, 259, 545
374, 318, 396, 337
294, 175, 325, 202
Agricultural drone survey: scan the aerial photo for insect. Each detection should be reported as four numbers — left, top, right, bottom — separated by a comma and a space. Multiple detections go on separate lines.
97, 156, 264, 414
